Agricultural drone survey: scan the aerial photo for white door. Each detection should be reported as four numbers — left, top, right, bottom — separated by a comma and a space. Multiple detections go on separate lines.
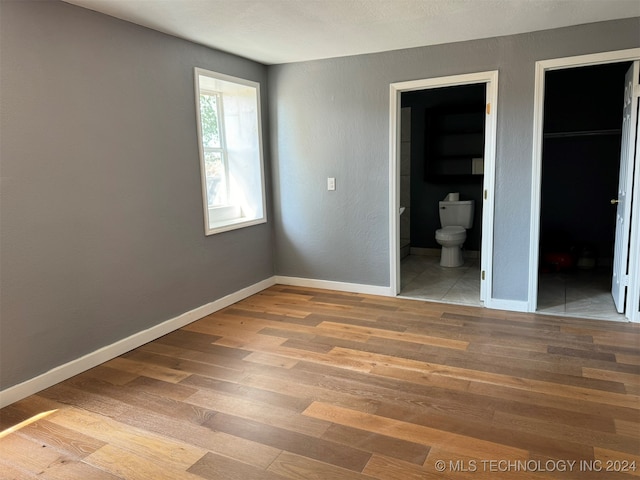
612, 61, 639, 313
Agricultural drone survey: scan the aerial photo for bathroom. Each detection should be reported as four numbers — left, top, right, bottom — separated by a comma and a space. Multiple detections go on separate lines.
399, 84, 485, 305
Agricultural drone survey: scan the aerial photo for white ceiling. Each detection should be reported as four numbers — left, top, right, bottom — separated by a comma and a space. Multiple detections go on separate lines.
63, 0, 639, 65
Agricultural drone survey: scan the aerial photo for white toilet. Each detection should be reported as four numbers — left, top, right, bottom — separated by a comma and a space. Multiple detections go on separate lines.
435, 193, 474, 267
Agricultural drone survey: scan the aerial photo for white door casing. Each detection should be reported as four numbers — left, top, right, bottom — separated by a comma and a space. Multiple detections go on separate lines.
528, 48, 640, 322
612, 61, 639, 313
627, 102, 640, 322
389, 71, 498, 304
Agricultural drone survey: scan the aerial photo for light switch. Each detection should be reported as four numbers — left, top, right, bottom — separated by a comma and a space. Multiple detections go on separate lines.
327, 177, 336, 191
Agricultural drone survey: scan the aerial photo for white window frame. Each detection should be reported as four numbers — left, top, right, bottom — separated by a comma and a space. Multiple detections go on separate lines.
194, 67, 267, 235
200, 90, 230, 206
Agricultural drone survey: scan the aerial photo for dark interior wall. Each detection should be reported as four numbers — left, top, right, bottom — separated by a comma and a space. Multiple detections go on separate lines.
541, 62, 630, 265
402, 85, 485, 250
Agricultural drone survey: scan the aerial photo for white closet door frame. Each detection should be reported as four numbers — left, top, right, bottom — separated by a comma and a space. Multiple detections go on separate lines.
528, 48, 640, 322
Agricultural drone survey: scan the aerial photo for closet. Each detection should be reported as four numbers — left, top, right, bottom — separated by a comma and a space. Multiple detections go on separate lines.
539, 62, 630, 272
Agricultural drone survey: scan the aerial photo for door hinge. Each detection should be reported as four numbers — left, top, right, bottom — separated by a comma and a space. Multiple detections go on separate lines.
484, 189, 488, 200
482, 270, 486, 280
486, 103, 491, 115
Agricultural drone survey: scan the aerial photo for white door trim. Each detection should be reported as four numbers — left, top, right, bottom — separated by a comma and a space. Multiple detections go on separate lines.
528, 48, 640, 321
612, 61, 640, 313
389, 71, 499, 304
628, 100, 640, 322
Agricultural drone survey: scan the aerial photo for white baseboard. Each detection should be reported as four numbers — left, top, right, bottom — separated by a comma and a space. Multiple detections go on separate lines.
276, 276, 529, 314
1, 274, 532, 408
274, 275, 394, 297
485, 298, 530, 313
0, 277, 276, 409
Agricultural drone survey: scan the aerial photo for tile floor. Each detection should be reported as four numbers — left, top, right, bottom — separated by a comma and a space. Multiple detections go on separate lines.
537, 267, 625, 321
400, 254, 482, 307
400, 254, 626, 322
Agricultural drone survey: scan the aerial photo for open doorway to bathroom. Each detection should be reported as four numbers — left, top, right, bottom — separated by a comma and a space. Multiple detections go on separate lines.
536, 61, 632, 321
390, 71, 498, 306
398, 83, 485, 306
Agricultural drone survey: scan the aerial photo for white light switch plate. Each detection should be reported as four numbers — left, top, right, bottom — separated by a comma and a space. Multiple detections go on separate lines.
327, 177, 336, 191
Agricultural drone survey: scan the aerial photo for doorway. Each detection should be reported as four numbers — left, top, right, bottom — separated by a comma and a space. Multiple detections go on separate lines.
537, 62, 630, 320
400, 84, 485, 305
528, 49, 640, 323
389, 71, 498, 306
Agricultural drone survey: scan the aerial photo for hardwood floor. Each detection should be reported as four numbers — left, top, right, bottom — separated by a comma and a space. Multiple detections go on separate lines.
1, 285, 640, 479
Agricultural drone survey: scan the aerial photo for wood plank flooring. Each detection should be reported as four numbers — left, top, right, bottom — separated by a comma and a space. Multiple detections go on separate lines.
1, 285, 640, 479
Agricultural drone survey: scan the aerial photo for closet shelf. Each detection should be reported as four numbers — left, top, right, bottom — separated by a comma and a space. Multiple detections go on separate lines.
544, 129, 621, 139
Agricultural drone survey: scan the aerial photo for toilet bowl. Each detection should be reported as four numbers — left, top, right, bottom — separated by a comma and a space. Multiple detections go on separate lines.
435, 226, 467, 267
435, 195, 474, 267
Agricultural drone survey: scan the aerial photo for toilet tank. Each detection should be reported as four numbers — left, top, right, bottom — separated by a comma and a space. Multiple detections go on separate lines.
439, 200, 474, 228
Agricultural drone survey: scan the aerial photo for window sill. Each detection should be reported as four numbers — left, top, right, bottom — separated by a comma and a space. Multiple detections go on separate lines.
206, 205, 266, 235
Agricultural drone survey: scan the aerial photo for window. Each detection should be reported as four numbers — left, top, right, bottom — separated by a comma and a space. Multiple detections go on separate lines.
194, 68, 266, 235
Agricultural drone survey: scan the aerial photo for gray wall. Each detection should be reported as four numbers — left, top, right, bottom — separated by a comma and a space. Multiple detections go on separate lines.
2, 0, 638, 393
269, 18, 640, 299
0, 0, 273, 389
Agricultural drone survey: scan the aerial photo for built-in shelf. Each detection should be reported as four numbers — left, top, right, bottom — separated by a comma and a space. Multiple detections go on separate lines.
425, 107, 485, 179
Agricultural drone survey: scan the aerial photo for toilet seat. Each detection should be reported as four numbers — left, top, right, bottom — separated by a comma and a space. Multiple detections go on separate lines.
435, 226, 466, 242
